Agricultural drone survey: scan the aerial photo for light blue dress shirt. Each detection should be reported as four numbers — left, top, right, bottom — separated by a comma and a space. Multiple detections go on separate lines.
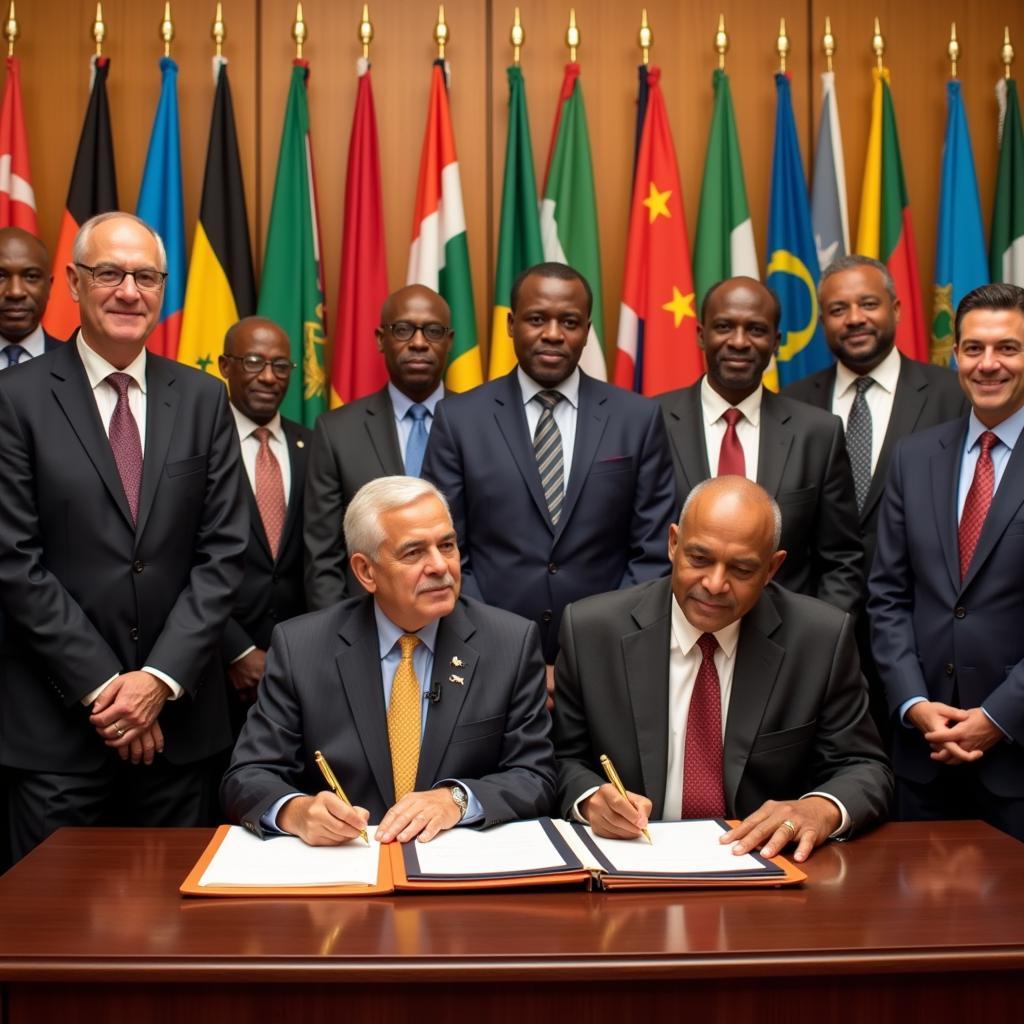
389, 382, 444, 468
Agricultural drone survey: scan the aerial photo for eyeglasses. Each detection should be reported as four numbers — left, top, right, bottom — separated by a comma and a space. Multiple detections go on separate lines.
383, 321, 452, 343
75, 263, 168, 292
223, 354, 295, 379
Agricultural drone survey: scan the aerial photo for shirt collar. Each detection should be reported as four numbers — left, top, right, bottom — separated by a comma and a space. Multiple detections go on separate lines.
965, 403, 1024, 454
373, 603, 440, 660
389, 381, 445, 421
230, 403, 284, 444
1, 325, 44, 358
670, 592, 741, 660
700, 375, 762, 428
834, 345, 900, 399
76, 332, 147, 395
517, 366, 581, 410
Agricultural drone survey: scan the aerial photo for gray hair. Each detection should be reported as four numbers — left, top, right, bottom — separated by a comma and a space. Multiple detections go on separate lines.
679, 478, 783, 551
71, 212, 168, 273
819, 254, 896, 305
344, 476, 452, 560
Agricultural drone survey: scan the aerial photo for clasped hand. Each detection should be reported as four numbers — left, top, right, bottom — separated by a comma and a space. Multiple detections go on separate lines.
89, 670, 170, 765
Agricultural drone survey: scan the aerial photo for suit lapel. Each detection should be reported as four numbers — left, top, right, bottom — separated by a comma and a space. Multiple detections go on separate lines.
557, 372, 609, 539
663, 385, 711, 487
134, 357, 179, 542
365, 388, 405, 476
244, 479, 273, 561
756, 390, 794, 498
930, 420, 966, 593
277, 419, 308, 563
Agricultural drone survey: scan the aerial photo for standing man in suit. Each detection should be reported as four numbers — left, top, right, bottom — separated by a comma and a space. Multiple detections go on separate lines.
422, 262, 676, 702
658, 276, 863, 614
0, 227, 61, 367
222, 476, 554, 845
869, 283, 1024, 842
218, 316, 310, 733
554, 476, 892, 863
304, 285, 451, 608
0, 212, 248, 861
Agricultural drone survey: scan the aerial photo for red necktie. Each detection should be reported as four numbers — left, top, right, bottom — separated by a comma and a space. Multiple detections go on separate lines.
254, 426, 286, 559
958, 431, 997, 581
717, 407, 745, 477
106, 372, 142, 524
682, 633, 727, 820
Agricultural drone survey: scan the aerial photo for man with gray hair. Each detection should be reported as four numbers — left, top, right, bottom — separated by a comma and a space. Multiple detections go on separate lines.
553, 476, 891, 864
222, 475, 555, 846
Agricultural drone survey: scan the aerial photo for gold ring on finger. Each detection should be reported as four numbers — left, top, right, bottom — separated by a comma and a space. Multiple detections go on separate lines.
781, 819, 797, 835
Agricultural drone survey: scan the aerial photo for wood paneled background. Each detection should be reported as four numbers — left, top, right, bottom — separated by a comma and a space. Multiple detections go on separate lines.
9, 0, 1021, 371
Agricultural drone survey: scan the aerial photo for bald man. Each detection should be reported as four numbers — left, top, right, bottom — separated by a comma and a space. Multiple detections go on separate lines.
0, 227, 61, 368
553, 476, 891, 863
304, 285, 453, 608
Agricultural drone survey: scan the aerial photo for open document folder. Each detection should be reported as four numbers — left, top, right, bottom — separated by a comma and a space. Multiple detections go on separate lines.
181, 818, 806, 897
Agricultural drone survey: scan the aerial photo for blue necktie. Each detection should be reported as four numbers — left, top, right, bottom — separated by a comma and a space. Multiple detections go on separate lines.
3, 344, 28, 369
404, 404, 429, 477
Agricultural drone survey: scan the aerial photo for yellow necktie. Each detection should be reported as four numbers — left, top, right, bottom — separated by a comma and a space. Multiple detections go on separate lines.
387, 634, 422, 801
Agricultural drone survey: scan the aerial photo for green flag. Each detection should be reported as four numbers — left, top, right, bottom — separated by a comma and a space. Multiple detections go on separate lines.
991, 77, 1024, 286
257, 61, 327, 426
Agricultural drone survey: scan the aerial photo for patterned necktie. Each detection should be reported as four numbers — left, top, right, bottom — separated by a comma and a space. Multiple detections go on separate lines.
253, 426, 286, 559
388, 634, 423, 801
4, 344, 27, 368
404, 403, 429, 477
717, 407, 745, 477
846, 376, 875, 513
106, 372, 143, 524
682, 633, 727, 820
959, 431, 998, 581
533, 390, 565, 524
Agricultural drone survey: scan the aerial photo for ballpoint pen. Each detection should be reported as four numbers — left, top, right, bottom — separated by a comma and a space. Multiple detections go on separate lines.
314, 749, 370, 846
600, 753, 653, 845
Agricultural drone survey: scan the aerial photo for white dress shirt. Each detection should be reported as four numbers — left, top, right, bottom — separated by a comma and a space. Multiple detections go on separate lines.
230, 405, 292, 500
831, 345, 901, 476
518, 366, 580, 481
700, 376, 762, 480
1, 324, 46, 365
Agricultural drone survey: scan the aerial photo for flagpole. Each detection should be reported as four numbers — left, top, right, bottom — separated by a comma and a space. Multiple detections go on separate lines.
5, 2, 16, 58
872, 17, 884, 70
638, 8, 651, 66
777, 18, 789, 73
93, 2, 105, 57
1002, 26, 1014, 79
948, 23, 959, 79
359, 4, 372, 60
212, 2, 224, 60
160, 3, 173, 58
435, 5, 447, 61
823, 17, 835, 73
511, 7, 522, 66
566, 8, 578, 63
715, 14, 728, 71
293, 2, 306, 59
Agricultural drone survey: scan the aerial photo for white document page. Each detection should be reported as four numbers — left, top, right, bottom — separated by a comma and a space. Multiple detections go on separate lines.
198, 825, 381, 888
409, 819, 571, 876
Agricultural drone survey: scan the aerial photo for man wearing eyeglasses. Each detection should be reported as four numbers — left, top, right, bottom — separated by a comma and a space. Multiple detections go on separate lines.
218, 317, 310, 733
304, 284, 452, 609
0, 227, 61, 369
0, 212, 248, 861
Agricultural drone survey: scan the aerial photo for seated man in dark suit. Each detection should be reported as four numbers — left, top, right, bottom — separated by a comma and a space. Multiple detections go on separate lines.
554, 476, 892, 864
222, 476, 555, 845
0, 227, 62, 368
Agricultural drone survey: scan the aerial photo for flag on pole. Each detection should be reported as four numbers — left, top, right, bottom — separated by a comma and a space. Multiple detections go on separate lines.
931, 79, 988, 366
258, 60, 328, 427
42, 56, 118, 340
540, 63, 605, 380
614, 65, 700, 394
856, 68, 927, 361
332, 58, 388, 406
0, 56, 36, 233
694, 68, 759, 309
991, 77, 1024, 286
136, 56, 185, 360
489, 63, 542, 380
811, 70, 849, 270
178, 57, 256, 380
407, 59, 482, 392
767, 72, 831, 388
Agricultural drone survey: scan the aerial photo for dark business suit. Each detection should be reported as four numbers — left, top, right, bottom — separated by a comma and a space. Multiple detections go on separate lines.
869, 417, 1024, 839
553, 577, 893, 830
658, 383, 863, 614
221, 594, 556, 834
422, 369, 676, 663
0, 339, 248, 856
304, 386, 407, 609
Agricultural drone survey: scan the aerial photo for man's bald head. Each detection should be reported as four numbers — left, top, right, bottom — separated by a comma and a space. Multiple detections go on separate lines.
376, 284, 452, 402
0, 227, 52, 342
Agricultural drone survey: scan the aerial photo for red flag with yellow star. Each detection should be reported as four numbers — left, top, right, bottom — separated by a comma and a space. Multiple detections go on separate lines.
614, 66, 700, 393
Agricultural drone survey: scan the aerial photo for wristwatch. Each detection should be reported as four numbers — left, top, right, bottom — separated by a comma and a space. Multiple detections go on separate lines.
448, 784, 468, 821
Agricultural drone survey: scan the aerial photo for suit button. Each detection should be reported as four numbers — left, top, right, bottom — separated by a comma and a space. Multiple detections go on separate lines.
542, 610, 552, 623
954, 607, 966, 619
132, 560, 144, 574
548, 563, 558, 574
129, 626, 140, 641
945, 663, 955, 676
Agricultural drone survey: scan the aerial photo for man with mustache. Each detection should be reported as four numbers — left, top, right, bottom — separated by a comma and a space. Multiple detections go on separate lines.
223, 476, 555, 845
304, 285, 452, 608
0, 227, 62, 368
658, 276, 863, 613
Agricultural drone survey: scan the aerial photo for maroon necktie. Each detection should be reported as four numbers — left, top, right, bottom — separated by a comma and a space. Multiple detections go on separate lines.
682, 632, 727, 820
958, 431, 997, 581
106, 372, 142, 524
717, 407, 745, 477
254, 426, 286, 559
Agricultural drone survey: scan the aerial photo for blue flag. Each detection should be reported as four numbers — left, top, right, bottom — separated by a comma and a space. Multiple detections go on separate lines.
931, 79, 988, 366
767, 73, 831, 387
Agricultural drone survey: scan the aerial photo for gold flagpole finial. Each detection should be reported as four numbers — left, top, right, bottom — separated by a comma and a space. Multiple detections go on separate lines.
715, 13, 728, 71
212, 2, 225, 59
948, 22, 959, 79
566, 9, 579, 63
872, 16, 884, 70
5, 2, 17, 58
777, 17, 789, 73
160, 2, 174, 58
823, 16, 835, 73
93, 2, 105, 57
293, 2, 306, 59
638, 9, 652, 66
435, 5, 448, 61
1002, 26, 1015, 80
511, 7, 523, 66
359, 4, 372, 60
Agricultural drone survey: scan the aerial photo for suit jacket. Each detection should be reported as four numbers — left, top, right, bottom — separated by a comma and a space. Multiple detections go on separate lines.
868, 417, 1024, 797
553, 577, 893, 830
422, 369, 677, 663
0, 340, 249, 773
223, 417, 311, 660
43, 330, 63, 352
221, 594, 556, 834
304, 386, 405, 609
658, 383, 863, 613
783, 354, 967, 571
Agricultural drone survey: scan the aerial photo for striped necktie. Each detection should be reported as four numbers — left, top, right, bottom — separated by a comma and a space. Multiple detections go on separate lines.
533, 390, 565, 524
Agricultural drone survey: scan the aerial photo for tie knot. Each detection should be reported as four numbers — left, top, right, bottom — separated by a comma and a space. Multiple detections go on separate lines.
722, 407, 743, 427
979, 431, 998, 455
697, 632, 718, 659
855, 376, 875, 395
399, 634, 420, 659
536, 390, 563, 411
107, 372, 133, 399
408, 403, 428, 423
253, 426, 272, 446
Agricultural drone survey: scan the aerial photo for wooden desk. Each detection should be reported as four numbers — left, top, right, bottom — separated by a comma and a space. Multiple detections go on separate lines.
1, 821, 1022, 1023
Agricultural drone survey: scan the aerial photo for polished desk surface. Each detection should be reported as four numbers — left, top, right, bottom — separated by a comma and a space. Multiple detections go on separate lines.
0, 821, 1022, 983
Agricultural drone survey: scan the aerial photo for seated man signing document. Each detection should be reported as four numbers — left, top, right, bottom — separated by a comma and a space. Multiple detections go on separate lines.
222, 477, 555, 844
553, 476, 892, 863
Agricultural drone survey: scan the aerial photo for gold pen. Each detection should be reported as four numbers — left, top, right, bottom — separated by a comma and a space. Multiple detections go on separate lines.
600, 753, 653, 845
314, 749, 370, 846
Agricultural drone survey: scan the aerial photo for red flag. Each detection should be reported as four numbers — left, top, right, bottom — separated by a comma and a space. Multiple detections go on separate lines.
0, 56, 37, 233
332, 60, 388, 407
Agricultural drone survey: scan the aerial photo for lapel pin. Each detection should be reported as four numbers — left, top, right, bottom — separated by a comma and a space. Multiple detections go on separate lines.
296, 439, 305, 448
449, 674, 464, 685
451, 655, 463, 667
